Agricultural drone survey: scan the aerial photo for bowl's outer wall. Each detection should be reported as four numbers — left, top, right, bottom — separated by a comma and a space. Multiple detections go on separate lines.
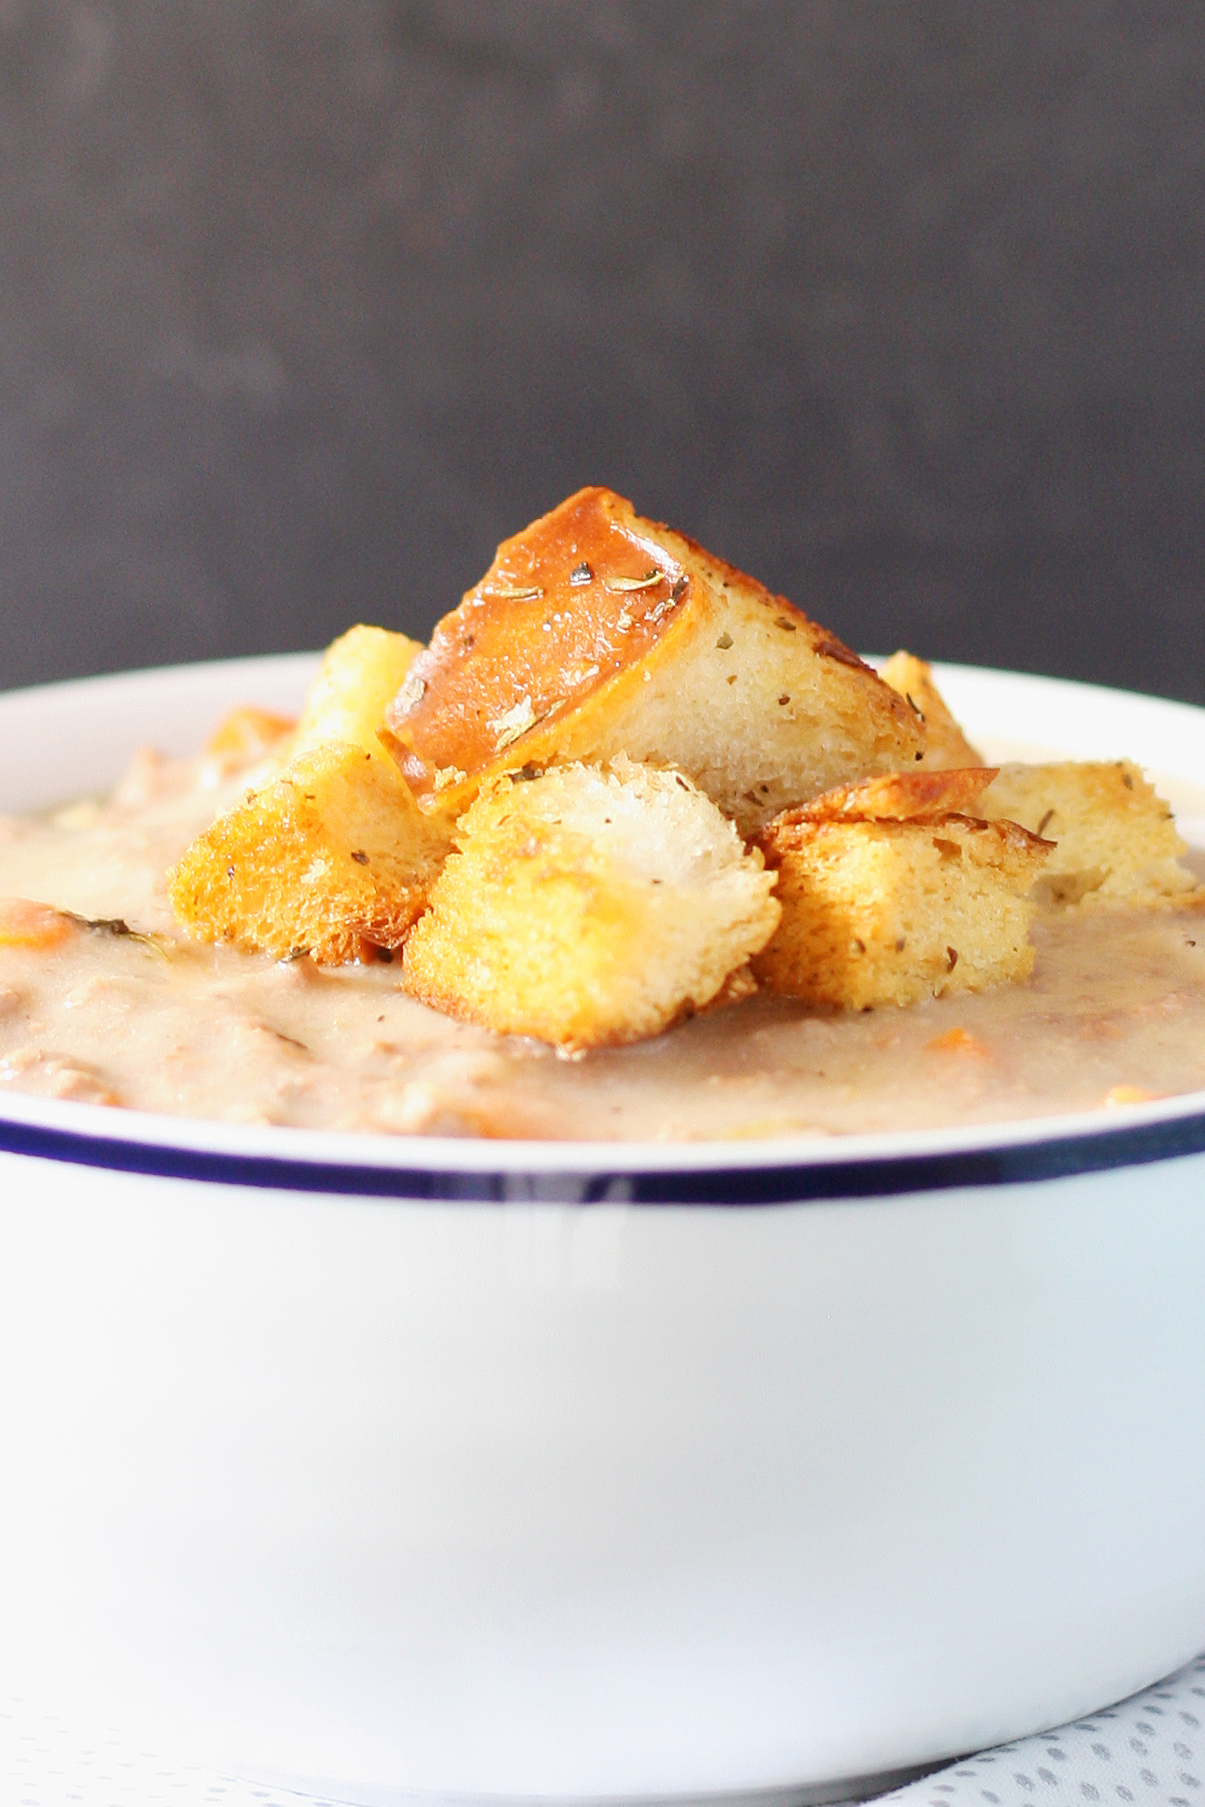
2, 660, 1205, 1797
2, 1148, 1205, 1798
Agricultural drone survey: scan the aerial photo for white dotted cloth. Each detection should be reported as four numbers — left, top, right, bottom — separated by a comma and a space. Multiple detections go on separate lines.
883, 1652, 1205, 1807
3, 1652, 1204, 1807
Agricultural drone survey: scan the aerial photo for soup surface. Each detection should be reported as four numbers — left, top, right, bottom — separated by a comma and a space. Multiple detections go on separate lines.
1, 744, 1203, 1140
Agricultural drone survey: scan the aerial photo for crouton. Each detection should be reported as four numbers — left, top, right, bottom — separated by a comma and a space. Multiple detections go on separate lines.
753, 772, 1049, 1008
878, 651, 985, 768
402, 756, 781, 1050
381, 487, 923, 833
293, 624, 425, 769
167, 741, 450, 964
982, 761, 1197, 907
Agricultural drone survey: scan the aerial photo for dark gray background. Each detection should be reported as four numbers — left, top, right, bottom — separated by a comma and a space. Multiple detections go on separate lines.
2, 1, 1203, 702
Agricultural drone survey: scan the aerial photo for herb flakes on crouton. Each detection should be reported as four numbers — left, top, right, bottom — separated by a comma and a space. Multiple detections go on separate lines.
402, 756, 781, 1050
382, 486, 923, 832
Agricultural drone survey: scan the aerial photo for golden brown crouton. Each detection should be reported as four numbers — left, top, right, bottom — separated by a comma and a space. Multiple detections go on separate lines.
168, 741, 451, 964
753, 774, 1049, 1008
402, 756, 781, 1051
982, 761, 1197, 907
878, 651, 985, 768
293, 624, 425, 769
381, 487, 923, 833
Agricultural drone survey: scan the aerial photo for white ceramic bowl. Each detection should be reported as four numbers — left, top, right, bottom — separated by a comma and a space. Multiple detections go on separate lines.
1, 656, 1204, 1807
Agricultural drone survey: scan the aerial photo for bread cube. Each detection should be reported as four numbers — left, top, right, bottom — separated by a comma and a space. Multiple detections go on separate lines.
293, 624, 425, 769
402, 756, 781, 1050
753, 772, 1049, 1008
168, 741, 450, 964
982, 761, 1197, 906
878, 651, 985, 768
382, 487, 922, 833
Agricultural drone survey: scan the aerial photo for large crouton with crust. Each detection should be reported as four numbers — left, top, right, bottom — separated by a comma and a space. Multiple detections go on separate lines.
878, 652, 985, 768
381, 487, 923, 833
982, 761, 1197, 907
753, 768, 1050, 1008
168, 742, 450, 964
402, 756, 781, 1051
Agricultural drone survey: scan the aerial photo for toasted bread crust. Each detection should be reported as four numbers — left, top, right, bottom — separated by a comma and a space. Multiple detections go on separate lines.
383, 487, 922, 830
785, 766, 998, 823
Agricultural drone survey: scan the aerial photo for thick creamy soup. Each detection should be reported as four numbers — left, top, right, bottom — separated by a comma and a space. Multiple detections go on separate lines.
1, 741, 1203, 1140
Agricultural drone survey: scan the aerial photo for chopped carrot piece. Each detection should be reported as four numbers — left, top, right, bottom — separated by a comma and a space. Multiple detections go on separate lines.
204, 706, 296, 760
1102, 1084, 1158, 1107
0, 899, 75, 950
925, 1026, 993, 1060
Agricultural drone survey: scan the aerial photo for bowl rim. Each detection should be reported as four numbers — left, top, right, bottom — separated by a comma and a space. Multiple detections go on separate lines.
2, 653, 1204, 1204
1, 1084, 1204, 1203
